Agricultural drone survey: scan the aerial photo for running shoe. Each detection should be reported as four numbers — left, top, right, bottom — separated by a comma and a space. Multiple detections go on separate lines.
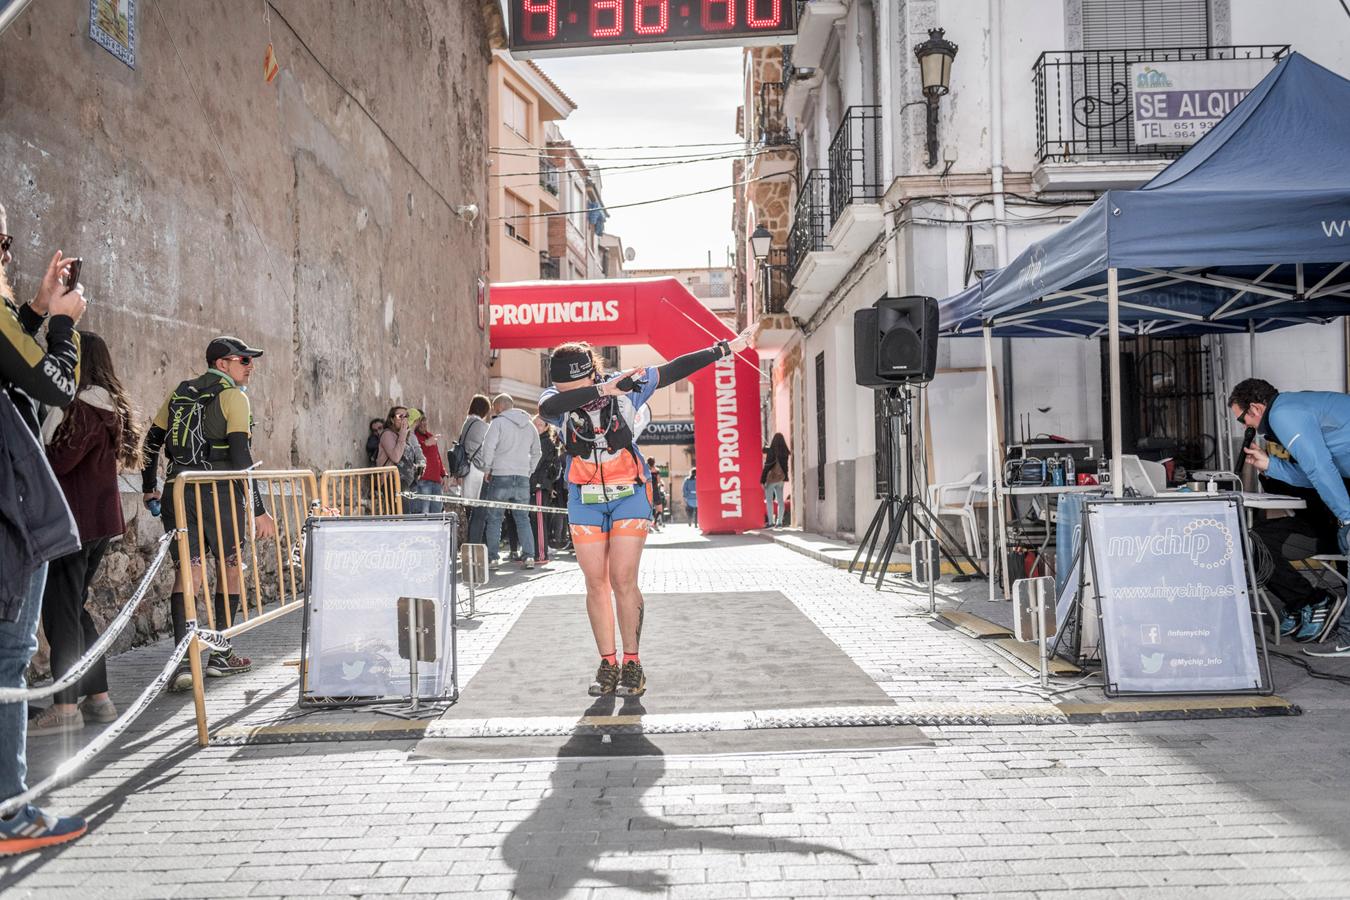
1294, 597, 1333, 643
79, 697, 118, 724
588, 659, 620, 696
1304, 639, 1350, 657
27, 705, 83, 737
0, 804, 87, 855
169, 666, 194, 692
1279, 612, 1299, 637
522, 558, 535, 570
206, 647, 252, 677
616, 660, 646, 697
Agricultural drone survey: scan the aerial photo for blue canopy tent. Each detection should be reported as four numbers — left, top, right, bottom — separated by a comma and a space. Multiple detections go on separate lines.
936, 52, 1350, 596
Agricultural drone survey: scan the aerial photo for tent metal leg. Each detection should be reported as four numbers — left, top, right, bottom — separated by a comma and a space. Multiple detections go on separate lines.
1108, 268, 1124, 499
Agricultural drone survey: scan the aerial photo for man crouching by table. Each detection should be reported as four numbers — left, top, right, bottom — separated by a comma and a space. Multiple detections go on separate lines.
1231, 378, 1350, 650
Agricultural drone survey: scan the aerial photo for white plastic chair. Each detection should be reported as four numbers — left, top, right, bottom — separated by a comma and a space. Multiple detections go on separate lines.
927, 471, 983, 558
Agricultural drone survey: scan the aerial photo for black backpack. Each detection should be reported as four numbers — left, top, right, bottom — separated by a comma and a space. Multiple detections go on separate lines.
166, 377, 228, 469
447, 418, 480, 478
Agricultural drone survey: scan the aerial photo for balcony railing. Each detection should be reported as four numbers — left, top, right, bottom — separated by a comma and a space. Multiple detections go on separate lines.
781, 43, 797, 83
761, 247, 791, 315
539, 161, 560, 195
757, 81, 791, 146
827, 105, 882, 222
787, 168, 830, 281
1033, 45, 1288, 163
539, 252, 560, 279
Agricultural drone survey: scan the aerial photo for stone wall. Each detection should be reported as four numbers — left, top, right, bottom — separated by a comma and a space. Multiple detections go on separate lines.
1, 0, 496, 670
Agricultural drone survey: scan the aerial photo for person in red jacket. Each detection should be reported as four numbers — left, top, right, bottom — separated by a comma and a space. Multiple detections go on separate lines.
30, 333, 142, 736
409, 408, 446, 514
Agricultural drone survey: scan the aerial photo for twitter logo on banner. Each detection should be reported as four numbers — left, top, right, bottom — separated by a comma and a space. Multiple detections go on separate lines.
1140, 652, 1164, 674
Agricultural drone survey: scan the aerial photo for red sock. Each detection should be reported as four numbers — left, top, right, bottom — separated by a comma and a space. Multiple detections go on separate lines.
622, 652, 640, 665
601, 651, 617, 666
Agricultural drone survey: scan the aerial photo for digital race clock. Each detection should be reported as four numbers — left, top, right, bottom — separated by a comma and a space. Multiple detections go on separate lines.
507, 0, 798, 58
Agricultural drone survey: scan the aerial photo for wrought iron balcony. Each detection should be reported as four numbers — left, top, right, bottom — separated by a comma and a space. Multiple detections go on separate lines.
539, 252, 560, 280
757, 81, 791, 146
781, 43, 797, 83
539, 161, 560, 195
760, 247, 791, 315
827, 105, 882, 222
1033, 45, 1288, 163
787, 168, 830, 281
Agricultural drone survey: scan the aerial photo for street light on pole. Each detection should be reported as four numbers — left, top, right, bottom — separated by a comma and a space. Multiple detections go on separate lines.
750, 223, 773, 315
913, 28, 958, 169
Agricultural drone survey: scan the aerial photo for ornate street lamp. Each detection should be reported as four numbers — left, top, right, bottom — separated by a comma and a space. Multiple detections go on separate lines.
750, 224, 773, 262
913, 28, 958, 169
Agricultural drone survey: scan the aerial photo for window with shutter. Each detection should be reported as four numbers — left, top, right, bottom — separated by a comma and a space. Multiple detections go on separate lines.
1081, 0, 1210, 49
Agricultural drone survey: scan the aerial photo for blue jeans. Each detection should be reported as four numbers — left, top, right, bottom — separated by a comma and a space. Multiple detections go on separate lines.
408, 480, 443, 515
765, 481, 785, 526
484, 475, 534, 562
1, 564, 47, 801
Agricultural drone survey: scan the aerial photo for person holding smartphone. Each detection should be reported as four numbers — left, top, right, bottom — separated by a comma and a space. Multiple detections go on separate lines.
0, 200, 90, 855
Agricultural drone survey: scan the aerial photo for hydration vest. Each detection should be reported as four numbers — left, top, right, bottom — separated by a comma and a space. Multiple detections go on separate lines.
562, 396, 643, 478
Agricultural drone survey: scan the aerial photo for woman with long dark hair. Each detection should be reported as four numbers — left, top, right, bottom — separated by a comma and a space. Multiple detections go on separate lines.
375, 404, 424, 492
456, 394, 492, 543
31, 333, 142, 735
539, 326, 753, 698
761, 432, 790, 528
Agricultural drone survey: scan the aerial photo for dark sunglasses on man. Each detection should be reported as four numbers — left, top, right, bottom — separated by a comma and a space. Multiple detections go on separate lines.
222, 355, 254, 367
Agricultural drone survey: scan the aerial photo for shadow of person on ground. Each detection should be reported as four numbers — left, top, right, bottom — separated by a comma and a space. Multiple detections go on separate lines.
502, 695, 866, 899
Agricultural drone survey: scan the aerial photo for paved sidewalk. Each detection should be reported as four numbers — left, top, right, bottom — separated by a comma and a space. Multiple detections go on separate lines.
3, 526, 1350, 899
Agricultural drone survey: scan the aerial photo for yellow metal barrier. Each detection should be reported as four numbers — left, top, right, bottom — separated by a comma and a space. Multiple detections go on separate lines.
318, 466, 403, 517
170, 468, 319, 745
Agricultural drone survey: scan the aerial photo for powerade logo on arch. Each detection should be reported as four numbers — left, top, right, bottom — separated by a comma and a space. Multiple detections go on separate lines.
491, 299, 623, 327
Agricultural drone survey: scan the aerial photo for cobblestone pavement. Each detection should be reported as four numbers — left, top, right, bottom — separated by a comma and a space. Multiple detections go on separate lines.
3, 527, 1349, 899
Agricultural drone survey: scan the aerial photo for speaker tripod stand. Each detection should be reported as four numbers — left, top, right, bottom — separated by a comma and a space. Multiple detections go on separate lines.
849, 386, 985, 590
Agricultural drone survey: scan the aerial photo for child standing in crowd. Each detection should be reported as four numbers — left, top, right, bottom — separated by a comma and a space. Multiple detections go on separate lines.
364, 417, 384, 466
409, 409, 446, 514
31, 333, 142, 735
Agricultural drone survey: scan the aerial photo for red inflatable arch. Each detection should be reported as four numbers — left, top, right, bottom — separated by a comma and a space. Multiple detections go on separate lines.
489, 277, 764, 535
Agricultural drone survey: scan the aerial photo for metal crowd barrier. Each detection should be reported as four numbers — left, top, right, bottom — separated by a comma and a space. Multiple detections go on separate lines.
172, 468, 319, 745
319, 466, 403, 517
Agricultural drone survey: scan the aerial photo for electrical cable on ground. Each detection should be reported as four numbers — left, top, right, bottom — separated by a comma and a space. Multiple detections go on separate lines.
1270, 649, 1350, 685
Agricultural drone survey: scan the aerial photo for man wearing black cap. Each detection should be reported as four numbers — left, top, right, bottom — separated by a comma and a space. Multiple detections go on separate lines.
141, 336, 276, 691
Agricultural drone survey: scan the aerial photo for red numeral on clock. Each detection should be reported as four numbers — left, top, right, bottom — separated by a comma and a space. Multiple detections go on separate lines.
522, 0, 557, 40
746, 0, 781, 28
591, 0, 623, 37
702, 0, 735, 31
634, 0, 669, 34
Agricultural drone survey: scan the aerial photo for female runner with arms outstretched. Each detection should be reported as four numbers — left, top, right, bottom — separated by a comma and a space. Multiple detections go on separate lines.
539, 326, 754, 697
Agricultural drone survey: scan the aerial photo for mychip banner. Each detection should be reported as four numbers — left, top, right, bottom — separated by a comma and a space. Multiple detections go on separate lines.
1085, 497, 1265, 695
301, 517, 457, 704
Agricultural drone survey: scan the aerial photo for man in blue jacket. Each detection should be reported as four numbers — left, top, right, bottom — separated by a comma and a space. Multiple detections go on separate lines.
1231, 378, 1350, 650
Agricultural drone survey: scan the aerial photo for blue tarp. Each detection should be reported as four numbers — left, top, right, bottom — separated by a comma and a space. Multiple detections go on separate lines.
942, 53, 1350, 337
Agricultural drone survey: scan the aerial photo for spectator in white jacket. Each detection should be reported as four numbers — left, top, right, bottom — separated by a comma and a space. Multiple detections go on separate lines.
480, 394, 542, 568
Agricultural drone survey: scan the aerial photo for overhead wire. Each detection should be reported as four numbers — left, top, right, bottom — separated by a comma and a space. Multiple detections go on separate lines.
490, 140, 748, 152
493, 174, 767, 220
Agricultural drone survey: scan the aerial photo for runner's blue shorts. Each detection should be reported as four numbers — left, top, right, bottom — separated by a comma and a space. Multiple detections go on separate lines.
567, 483, 653, 544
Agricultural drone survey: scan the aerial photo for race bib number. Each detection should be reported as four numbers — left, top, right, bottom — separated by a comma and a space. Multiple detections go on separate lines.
580, 484, 636, 505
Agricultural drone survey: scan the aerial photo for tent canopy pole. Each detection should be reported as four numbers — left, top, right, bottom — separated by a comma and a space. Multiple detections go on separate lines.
1109, 268, 1124, 499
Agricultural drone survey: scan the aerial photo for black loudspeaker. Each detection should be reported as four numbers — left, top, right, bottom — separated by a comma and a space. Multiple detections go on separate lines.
853, 295, 939, 387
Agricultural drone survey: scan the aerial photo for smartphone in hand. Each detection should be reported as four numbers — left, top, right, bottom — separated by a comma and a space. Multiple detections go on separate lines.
63, 258, 82, 294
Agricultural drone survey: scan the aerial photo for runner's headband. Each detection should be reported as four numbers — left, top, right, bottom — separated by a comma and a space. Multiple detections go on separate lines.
550, 349, 595, 383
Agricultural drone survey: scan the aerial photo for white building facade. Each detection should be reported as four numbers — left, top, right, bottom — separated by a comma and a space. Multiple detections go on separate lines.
737, 0, 1350, 538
